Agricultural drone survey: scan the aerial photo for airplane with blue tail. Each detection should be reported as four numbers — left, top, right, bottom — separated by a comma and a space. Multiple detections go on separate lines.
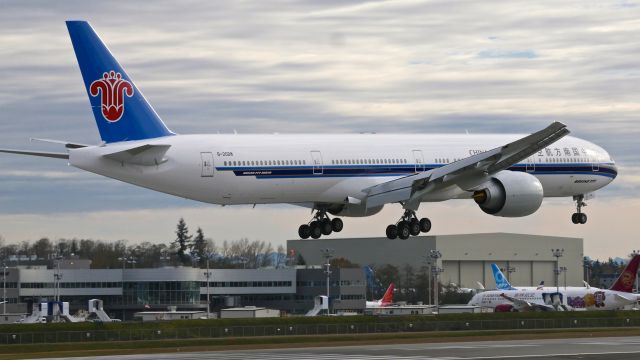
0, 21, 618, 240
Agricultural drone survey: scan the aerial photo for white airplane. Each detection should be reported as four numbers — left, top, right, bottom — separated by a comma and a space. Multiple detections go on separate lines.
469, 255, 640, 311
365, 283, 395, 308
0, 21, 618, 240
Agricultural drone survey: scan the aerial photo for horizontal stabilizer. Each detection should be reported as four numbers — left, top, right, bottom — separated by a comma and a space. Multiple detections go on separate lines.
30, 138, 90, 149
0, 148, 69, 159
103, 144, 170, 166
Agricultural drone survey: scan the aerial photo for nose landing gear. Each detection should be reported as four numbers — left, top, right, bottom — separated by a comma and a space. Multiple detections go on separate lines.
386, 209, 431, 240
571, 194, 588, 224
298, 210, 343, 239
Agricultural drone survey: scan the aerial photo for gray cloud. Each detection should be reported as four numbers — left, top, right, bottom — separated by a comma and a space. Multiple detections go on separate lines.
0, 0, 638, 253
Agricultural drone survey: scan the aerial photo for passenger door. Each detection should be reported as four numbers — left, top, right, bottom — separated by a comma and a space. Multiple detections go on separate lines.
311, 151, 323, 175
200, 152, 214, 177
413, 150, 425, 172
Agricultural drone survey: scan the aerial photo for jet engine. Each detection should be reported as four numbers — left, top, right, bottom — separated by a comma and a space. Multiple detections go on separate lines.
327, 203, 383, 217
472, 171, 543, 217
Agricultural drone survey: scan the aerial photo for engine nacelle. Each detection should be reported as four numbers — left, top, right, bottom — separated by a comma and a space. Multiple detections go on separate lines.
327, 203, 384, 217
472, 171, 543, 217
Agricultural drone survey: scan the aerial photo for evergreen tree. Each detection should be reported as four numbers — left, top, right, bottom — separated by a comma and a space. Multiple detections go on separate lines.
173, 218, 192, 265
192, 227, 207, 266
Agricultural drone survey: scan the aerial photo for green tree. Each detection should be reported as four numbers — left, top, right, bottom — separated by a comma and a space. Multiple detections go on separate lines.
191, 227, 207, 266
173, 218, 192, 265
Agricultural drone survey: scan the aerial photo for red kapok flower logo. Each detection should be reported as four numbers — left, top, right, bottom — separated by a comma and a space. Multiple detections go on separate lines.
90, 70, 134, 122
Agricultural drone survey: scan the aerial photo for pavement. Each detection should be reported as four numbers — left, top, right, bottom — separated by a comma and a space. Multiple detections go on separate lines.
43, 336, 640, 359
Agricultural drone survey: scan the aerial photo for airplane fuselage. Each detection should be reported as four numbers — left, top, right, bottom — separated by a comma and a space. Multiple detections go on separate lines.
69, 133, 616, 210
469, 287, 636, 311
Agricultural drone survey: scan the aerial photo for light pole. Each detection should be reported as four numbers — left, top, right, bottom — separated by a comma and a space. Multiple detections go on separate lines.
424, 259, 432, 306
2, 262, 7, 314
53, 254, 63, 302
583, 257, 591, 285
431, 266, 444, 313
428, 250, 442, 309
159, 249, 170, 267
321, 248, 334, 315
551, 248, 564, 294
203, 251, 214, 319
630, 250, 639, 293
559, 266, 568, 289
118, 254, 137, 321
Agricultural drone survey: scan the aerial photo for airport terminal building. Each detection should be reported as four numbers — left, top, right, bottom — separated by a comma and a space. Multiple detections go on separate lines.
288, 233, 584, 289
2, 265, 365, 319
1, 233, 585, 319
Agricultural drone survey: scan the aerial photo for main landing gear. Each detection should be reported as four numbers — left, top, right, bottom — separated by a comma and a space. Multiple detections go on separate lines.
298, 210, 344, 239
571, 194, 588, 224
386, 210, 431, 240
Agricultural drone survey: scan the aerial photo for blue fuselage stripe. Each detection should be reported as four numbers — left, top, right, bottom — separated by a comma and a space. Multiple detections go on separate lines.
215, 163, 617, 179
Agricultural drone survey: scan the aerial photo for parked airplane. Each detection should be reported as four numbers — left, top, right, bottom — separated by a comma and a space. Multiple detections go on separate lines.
365, 283, 395, 308
469, 255, 640, 311
491, 263, 547, 291
0, 21, 618, 240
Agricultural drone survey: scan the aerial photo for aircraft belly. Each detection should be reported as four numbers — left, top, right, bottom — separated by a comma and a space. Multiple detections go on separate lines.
536, 174, 612, 197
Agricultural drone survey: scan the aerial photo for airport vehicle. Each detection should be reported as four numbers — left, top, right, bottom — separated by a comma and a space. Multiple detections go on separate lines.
365, 283, 395, 308
0, 21, 618, 240
469, 255, 640, 311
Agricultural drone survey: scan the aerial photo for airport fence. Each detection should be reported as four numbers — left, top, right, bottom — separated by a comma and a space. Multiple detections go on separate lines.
1, 316, 640, 344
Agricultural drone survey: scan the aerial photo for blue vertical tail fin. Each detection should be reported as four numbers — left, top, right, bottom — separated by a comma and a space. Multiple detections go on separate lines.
491, 263, 516, 290
66, 21, 174, 143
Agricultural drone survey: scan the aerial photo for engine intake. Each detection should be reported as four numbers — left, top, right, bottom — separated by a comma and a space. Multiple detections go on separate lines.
473, 171, 543, 217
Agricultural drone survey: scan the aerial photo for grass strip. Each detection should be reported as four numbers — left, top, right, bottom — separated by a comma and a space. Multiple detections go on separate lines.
0, 327, 639, 360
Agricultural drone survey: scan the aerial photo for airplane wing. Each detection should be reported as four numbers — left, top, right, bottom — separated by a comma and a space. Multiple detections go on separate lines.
363, 122, 569, 209
500, 293, 556, 311
614, 293, 638, 304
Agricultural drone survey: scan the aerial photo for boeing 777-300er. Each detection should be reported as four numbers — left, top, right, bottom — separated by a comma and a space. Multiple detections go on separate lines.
365, 283, 395, 308
469, 256, 640, 311
0, 21, 618, 239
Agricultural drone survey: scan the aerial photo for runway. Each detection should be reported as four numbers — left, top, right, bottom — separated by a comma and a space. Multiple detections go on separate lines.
43, 336, 640, 359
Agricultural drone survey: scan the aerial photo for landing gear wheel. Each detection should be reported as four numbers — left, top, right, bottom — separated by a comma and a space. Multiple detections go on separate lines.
309, 221, 322, 239
578, 213, 587, 224
320, 219, 333, 235
397, 221, 410, 240
331, 218, 344, 232
386, 224, 398, 240
571, 213, 579, 224
572, 194, 588, 225
298, 224, 311, 239
419, 218, 431, 233
409, 219, 421, 236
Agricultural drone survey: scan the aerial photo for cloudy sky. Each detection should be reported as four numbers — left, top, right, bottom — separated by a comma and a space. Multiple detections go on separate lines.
0, 0, 638, 259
